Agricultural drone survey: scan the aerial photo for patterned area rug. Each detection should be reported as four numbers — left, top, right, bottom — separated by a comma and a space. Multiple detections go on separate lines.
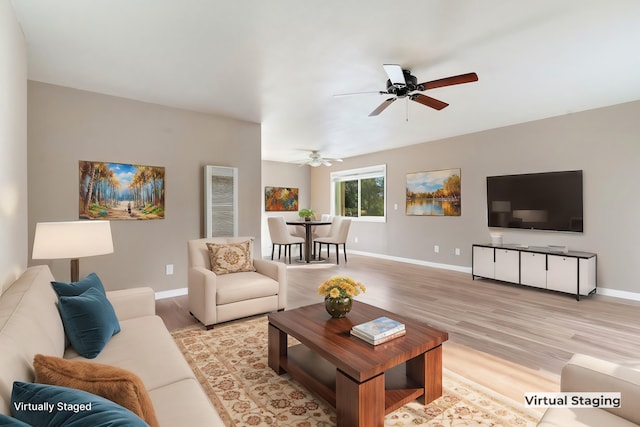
171, 315, 540, 427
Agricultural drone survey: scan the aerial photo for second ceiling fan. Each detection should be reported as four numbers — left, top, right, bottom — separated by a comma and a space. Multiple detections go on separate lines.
340, 64, 478, 116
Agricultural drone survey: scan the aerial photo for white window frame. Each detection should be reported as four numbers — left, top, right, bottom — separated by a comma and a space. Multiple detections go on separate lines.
330, 164, 386, 222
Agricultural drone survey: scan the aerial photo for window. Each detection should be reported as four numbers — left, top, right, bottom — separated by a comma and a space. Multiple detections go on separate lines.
331, 165, 386, 221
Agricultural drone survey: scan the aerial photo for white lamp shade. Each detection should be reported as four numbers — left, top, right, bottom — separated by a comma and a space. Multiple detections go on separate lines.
32, 221, 114, 260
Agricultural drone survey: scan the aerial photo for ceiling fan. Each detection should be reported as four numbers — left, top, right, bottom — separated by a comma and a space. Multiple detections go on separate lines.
337, 64, 478, 116
295, 150, 343, 167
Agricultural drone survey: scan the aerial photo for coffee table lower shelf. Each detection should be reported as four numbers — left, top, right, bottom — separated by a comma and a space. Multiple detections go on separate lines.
281, 344, 425, 416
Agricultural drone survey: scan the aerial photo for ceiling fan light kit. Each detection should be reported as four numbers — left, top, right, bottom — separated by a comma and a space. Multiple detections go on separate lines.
295, 150, 343, 167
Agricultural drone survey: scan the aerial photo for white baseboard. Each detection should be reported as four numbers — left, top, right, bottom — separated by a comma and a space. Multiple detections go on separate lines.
347, 250, 472, 274
155, 287, 187, 300
349, 250, 640, 302
153, 257, 640, 303
596, 287, 640, 301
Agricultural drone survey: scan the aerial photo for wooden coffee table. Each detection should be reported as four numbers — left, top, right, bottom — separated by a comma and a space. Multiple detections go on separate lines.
267, 300, 448, 427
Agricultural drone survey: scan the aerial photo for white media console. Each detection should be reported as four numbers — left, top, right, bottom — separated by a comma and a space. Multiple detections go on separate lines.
472, 243, 597, 300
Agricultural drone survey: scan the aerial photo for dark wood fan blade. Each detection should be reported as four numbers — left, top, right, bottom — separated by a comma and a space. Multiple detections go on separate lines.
369, 98, 397, 116
419, 72, 478, 90
383, 64, 406, 86
411, 94, 449, 110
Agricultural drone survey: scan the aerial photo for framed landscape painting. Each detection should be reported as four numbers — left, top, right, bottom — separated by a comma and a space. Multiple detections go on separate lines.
265, 186, 299, 211
79, 161, 165, 220
406, 168, 461, 216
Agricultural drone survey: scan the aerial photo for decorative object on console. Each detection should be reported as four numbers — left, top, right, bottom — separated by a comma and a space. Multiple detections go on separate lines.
79, 161, 165, 220
490, 232, 503, 246
32, 220, 114, 282
264, 186, 299, 211
406, 168, 461, 216
317, 276, 366, 318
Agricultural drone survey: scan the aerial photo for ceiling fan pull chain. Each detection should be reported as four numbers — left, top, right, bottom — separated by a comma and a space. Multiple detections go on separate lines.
406, 98, 409, 122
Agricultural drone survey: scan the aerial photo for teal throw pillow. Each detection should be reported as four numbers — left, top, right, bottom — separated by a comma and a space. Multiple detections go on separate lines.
51, 272, 107, 297
0, 414, 31, 426
57, 287, 121, 359
11, 382, 149, 427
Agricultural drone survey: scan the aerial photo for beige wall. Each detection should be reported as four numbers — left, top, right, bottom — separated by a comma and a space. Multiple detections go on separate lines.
311, 100, 640, 296
27, 82, 262, 292
0, 1, 27, 294
261, 160, 311, 255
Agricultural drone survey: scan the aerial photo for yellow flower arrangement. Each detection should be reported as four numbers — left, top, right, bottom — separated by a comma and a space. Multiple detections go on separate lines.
317, 276, 366, 300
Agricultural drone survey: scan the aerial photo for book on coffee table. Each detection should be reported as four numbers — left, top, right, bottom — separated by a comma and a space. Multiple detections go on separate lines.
351, 316, 405, 343
351, 327, 406, 345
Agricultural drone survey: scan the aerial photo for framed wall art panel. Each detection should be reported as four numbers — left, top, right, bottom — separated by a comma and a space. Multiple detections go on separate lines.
79, 161, 165, 220
406, 168, 461, 216
265, 186, 299, 212
205, 165, 238, 237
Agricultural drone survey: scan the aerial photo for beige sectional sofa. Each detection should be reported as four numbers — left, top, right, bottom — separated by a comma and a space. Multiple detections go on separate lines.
538, 353, 640, 427
0, 265, 224, 426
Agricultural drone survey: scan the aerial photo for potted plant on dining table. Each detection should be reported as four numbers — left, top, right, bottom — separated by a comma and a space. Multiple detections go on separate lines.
298, 208, 316, 221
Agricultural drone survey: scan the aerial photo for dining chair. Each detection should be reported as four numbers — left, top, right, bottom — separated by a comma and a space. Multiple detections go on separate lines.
267, 216, 304, 263
314, 214, 334, 238
314, 216, 352, 264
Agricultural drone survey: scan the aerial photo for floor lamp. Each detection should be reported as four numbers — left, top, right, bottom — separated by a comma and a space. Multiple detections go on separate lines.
32, 220, 114, 282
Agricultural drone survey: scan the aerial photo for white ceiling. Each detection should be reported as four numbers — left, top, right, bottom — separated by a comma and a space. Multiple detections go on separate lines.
11, 0, 640, 163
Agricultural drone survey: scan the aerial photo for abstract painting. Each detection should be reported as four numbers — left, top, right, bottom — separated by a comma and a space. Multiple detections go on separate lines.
265, 186, 299, 211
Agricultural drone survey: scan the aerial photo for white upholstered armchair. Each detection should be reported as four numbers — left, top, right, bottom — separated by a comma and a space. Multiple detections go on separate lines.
187, 237, 287, 329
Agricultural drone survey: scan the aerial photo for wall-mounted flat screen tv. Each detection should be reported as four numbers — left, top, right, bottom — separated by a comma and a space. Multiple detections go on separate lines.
486, 170, 583, 232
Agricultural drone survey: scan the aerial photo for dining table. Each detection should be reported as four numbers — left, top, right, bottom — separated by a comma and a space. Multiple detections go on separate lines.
286, 220, 332, 263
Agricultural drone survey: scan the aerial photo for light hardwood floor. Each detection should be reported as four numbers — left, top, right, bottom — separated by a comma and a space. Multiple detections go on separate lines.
157, 253, 640, 401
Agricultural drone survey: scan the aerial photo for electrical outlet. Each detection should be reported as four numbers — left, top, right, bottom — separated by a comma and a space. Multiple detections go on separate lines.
455, 248, 461, 256
354, 236, 359, 243
165, 264, 174, 275
434, 245, 439, 253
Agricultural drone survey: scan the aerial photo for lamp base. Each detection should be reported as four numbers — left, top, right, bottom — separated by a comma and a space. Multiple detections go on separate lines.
70, 258, 80, 283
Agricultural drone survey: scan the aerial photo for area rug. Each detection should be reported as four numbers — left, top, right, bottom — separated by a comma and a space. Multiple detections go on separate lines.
171, 316, 540, 427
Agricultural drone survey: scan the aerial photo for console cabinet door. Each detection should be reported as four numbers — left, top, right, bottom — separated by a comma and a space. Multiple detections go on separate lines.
494, 249, 520, 283
578, 257, 597, 295
546, 255, 578, 294
472, 246, 495, 279
520, 252, 547, 288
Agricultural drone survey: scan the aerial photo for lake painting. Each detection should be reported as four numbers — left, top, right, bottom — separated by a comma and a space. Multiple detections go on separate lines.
406, 168, 461, 216
79, 161, 165, 220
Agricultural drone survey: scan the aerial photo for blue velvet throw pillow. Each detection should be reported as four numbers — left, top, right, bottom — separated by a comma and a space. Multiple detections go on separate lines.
11, 382, 149, 427
57, 287, 121, 359
0, 414, 31, 426
51, 272, 107, 297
